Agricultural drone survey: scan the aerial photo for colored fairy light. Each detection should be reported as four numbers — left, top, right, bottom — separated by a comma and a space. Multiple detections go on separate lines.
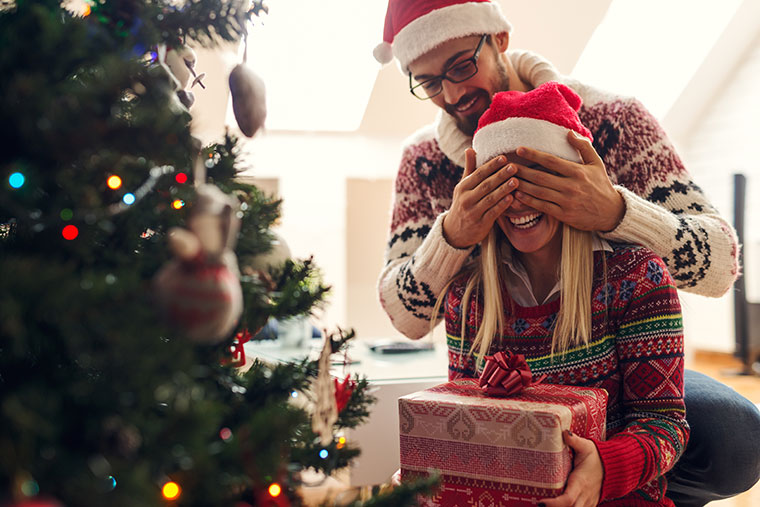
337, 436, 346, 449
82, 3, 92, 17
161, 481, 181, 500
268, 483, 282, 497
107, 475, 117, 491
123, 193, 136, 205
9, 172, 25, 189
319, 449, 328, 459
290, 391, 298, 398
107, 175, 123, 190
175, 172, 188, 184
171, 199, 184, 210
219, 428, 232, 441
60, 208, 73, 221
20, 479, 39, 497
62, 225, 79, 240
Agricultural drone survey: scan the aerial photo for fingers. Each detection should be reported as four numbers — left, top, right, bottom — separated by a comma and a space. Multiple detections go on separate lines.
460, 154, 509, 191
566, 130, 602, 165
463, 148, 477, 177
514, 188, 562, 218
515, 146, 577, 176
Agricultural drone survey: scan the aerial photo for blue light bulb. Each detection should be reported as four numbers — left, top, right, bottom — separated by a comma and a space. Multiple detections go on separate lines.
122, 193, 136, 205
9, 172, 25, 189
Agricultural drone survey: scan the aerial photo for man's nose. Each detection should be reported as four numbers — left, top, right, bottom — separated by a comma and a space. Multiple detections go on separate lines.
442, 79, 465, 106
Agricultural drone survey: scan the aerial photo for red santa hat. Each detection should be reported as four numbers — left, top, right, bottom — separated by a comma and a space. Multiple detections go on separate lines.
473, 81, 594, 166
374, 0, 512, 72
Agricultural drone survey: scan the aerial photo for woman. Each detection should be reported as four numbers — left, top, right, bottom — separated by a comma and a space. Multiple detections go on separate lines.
438, 82, 688, 507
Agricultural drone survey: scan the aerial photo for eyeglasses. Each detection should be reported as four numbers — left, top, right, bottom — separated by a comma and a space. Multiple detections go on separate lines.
409, 35, 488, 100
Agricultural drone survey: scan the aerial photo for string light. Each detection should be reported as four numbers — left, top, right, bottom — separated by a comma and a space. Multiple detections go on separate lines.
268, 483, 282, 497
107, 175, 123, 190
60, 208, 73, 221
20, 479, 39, 497
290, 391, 298, 398
319, 449, 328, 459
175, 172, 188, 184
107, 475, 117, 491
9, 172, 25, 189
123, 193, 136, 205
219, 427, 232, 441
337, 436, 346, 449
161, 481, 181, 500
62, 225, 79, 240
171, 199, 184, 210
82, 3, 92, 17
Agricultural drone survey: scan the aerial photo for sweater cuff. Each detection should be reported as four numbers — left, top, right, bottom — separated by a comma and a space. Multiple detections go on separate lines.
593, 435, 647, 501
415, 212, 475, 285
599, 186, 679, 258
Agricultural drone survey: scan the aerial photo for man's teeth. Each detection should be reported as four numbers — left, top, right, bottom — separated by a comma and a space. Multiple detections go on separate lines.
455, 96, 477, 112
509, 213, 542, 229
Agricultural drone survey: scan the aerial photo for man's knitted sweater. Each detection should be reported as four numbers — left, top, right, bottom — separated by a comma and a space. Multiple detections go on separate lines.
378, 51, 739, 340
445, 243, 689, 506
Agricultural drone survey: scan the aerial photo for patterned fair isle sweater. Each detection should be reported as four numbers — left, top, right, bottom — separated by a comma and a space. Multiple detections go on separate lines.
445, 243, 688, 506
377, 50, 739, 340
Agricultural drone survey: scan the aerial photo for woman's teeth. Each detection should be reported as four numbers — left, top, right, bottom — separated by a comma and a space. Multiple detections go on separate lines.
509, 213, 542, 229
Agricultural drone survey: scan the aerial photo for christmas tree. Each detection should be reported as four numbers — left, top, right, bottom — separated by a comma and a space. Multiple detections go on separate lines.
0, 1, 435, 505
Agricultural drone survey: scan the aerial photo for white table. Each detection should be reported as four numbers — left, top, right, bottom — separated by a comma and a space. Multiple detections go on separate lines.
244, 337, 448, 486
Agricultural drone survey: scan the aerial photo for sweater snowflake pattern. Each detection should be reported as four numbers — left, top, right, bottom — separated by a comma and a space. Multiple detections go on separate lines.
445, 243, 689, 506
378, 50, 739, 340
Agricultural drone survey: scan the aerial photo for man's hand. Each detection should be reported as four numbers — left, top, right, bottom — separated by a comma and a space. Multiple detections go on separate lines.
512, 131, 625, 233
442, 148, 519, 249
539, 430, 604, 507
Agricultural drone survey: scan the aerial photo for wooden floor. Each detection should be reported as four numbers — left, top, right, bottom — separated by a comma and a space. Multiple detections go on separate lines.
688, 350, 760, 506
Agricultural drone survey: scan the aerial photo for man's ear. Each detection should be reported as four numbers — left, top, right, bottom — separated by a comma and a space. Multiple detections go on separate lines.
493, 31, 510, 52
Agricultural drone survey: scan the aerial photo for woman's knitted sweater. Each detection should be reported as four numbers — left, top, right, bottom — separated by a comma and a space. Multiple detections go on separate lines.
378, 50, 739, 340
445, 243, 689, 506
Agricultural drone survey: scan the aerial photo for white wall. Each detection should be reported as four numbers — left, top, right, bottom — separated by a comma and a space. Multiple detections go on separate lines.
677, 32, 760, 352
237, 132, 407, 336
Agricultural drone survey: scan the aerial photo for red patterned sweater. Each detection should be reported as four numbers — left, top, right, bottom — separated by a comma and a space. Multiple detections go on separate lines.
378, 50, 739, 340
445, 243, 689, 506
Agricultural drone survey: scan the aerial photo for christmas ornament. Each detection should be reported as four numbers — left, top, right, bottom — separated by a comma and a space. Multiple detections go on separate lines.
311, 336, 337, 446
333, 374, 356, 413
157, 44, 206, 109
222, 329, 252, 367
229, 63, 267, 137
153, 184, 243, 344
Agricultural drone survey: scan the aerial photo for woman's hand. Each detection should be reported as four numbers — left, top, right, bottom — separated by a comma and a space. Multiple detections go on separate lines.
539, 430, 603, 507
441, 148, 519, 248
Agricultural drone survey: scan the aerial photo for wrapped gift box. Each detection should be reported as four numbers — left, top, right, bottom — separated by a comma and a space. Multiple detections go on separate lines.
399, 378, 608, 506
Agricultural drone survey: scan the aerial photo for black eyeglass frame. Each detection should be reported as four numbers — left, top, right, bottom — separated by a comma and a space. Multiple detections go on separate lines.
408, 34, 488, 100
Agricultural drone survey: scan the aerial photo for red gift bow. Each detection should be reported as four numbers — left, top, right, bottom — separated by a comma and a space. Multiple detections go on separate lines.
478, 350, 546, 396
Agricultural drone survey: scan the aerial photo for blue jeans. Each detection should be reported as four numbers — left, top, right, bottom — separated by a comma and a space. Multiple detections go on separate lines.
666, 370, 760, 506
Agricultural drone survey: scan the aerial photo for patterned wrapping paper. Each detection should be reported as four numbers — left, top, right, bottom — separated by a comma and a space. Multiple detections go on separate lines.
399, 378, 608, 506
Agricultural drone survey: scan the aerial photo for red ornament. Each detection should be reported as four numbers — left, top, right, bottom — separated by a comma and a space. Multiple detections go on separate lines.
333, 375, 356, 414
222, 329, 252, 367
62, 225, 79, 240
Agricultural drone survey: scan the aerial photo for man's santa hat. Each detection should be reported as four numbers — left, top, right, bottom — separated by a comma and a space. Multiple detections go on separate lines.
374, 0, 512, 73
473, 81, 594, 166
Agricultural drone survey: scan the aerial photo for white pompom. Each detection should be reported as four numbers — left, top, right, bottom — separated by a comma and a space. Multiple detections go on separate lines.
373, 42, 393, 64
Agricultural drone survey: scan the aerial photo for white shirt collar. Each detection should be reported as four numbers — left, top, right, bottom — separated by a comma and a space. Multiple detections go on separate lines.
501, 236, 612, 307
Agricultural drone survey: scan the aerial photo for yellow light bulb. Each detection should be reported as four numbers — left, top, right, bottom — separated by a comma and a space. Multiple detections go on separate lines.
171, 199, 184, 210
107, 175, 122, 190
162, 481, 181, 500
268, 483, 282, 497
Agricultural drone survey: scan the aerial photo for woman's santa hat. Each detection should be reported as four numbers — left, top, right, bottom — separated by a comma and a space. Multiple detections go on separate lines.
473, 81, 594, 166
374, 0, 512, 73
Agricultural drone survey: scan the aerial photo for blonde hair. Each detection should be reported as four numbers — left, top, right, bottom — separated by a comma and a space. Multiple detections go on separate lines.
432, 223, 601, 367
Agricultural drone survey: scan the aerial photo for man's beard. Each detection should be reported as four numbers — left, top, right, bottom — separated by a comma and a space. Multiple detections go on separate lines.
445, 59, 510, 136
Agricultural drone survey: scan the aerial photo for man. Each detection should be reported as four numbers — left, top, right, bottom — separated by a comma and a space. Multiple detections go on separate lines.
374, 0, 760, 506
